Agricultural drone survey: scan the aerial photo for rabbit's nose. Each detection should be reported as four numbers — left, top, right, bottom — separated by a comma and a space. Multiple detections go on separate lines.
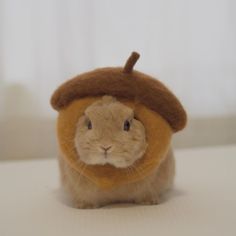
100, 145, 112, 152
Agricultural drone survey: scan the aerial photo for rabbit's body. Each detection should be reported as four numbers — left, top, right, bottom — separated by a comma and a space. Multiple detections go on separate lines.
52, 53, 187, 209
59, 148, 175, 208
57, 95, 175, 208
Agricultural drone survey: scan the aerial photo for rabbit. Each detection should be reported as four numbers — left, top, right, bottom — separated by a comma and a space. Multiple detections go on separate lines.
58, 95, 175, 209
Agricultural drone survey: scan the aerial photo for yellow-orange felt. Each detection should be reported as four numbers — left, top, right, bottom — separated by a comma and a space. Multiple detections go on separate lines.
57, 97, 172, 189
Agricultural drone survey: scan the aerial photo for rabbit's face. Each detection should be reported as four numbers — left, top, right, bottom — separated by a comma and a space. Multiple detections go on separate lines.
75, 96, 147, 168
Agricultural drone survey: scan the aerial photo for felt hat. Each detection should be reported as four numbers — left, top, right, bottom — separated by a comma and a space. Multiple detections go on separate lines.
51, 52, 186, 132
51, 52, 187, 189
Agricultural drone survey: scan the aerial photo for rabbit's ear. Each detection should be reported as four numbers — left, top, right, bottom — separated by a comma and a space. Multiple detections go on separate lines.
123, 52, 140, 74
102, 95, 117, 104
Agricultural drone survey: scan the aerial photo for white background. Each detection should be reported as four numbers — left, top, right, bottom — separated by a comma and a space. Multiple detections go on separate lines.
1, 0, 236, 118
0, 0, 236, 159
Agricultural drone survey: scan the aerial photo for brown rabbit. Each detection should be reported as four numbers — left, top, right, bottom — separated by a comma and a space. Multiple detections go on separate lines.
59, 95, 175, 208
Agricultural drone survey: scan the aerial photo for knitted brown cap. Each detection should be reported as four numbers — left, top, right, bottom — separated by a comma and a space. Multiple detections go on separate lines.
51, 52, 187, 132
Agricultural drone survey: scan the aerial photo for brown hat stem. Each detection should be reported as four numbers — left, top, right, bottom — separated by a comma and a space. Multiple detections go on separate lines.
123, 51, 140, 73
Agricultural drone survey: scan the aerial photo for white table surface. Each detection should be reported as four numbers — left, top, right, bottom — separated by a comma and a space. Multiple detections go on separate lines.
0, 145, 236, 236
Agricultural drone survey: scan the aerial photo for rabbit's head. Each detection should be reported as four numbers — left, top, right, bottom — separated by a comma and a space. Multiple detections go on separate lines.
75, 96, 147, 168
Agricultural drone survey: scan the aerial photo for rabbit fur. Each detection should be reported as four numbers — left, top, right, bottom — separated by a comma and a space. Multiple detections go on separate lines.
58, 96, 175, 208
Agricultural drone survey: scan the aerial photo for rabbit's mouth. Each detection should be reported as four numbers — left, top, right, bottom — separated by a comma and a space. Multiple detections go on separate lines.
104, 152, 108, 159
76, 142, 148, 168
101, 154, 126, 167
100, 153, 138, 168
79, 152, 136, 168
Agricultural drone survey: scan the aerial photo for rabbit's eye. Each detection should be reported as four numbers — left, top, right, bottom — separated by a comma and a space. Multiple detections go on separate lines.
87, 119, 92, 129
123, 120, 130, 131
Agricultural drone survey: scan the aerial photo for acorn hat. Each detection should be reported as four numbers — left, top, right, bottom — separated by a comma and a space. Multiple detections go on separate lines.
51, 52, 187, 189
51, 52, 186, 132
